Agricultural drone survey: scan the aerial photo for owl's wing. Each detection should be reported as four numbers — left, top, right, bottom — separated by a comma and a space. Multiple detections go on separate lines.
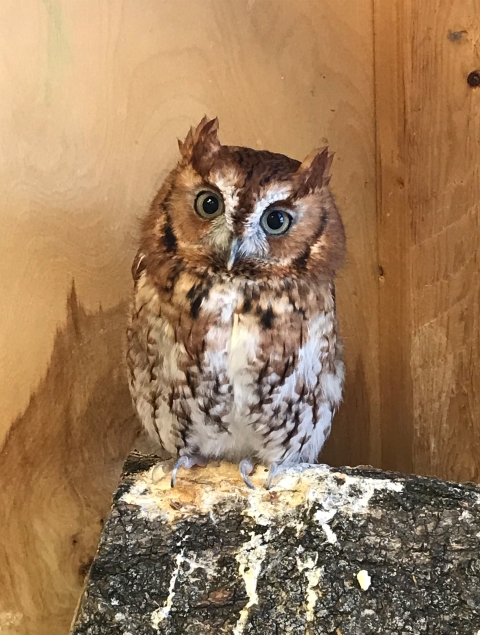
127, 277, 180, 456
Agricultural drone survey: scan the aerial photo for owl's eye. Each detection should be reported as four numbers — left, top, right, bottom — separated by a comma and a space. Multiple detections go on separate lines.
194, 191, 224, 219
260, 208, 292, 236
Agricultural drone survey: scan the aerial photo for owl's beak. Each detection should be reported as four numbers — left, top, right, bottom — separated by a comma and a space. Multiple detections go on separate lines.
227, 237, 241, 271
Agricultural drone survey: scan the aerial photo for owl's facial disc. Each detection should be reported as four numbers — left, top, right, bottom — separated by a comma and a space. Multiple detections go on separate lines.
226, 206, 294, 270
193, 176, 309, 272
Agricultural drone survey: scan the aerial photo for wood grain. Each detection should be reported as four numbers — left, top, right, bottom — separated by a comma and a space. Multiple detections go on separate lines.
407, 2, 480, 481
374, 0, 413, 473
375, 0, 480, 480
0, 294, 139, 635
0, 2, 378, 634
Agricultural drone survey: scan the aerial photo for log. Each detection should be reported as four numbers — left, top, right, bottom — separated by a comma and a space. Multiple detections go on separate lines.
70, 453, 480, 634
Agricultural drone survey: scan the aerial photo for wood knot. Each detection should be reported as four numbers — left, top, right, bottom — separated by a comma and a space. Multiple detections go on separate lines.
467, 71, 480, 88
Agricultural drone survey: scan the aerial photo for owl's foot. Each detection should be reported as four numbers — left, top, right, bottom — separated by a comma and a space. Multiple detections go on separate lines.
151, 459, 175, 483
266, 462, 280, 490
239, 458, 255, 490
171, 455, 207, 488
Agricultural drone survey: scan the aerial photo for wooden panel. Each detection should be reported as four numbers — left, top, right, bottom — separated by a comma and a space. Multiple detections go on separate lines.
374, 0, 413, 473
408, 2, 480, 481
375, 0, 480, 480
0, 2, 378, 634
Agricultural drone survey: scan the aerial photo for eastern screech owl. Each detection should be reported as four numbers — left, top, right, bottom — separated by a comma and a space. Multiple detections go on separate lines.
127, 117, 345, 488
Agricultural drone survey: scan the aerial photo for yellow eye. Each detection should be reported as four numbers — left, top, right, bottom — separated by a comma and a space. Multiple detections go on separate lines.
260, 208, 292, 235
194, 191, 225, 219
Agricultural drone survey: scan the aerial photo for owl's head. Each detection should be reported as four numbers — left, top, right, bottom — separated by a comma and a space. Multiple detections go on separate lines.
140, 117, 345, 282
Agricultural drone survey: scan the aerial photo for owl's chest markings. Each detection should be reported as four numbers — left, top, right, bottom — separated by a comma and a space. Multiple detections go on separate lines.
186, 280, 213, 319
193, 282, 260, 382
241, 296, 252, 313
256, 304, 276, 329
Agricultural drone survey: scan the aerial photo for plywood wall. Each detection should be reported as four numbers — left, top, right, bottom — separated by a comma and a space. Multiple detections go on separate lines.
0, 2, 378, 634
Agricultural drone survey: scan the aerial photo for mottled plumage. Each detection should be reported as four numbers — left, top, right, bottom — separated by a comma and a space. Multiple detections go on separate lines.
127, 117, 345, 487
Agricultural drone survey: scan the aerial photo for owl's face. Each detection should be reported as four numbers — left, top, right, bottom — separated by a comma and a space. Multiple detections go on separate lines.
140, 118, 345, 282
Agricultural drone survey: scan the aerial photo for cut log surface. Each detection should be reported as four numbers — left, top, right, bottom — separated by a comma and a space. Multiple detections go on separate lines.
70, 453, 480, 635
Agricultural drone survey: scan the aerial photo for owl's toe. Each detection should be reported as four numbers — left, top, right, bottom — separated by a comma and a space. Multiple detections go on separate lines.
266, 462, 280, 490
239, 458, 256, 490
171, 455, 207, 488
151, 458, 175, 483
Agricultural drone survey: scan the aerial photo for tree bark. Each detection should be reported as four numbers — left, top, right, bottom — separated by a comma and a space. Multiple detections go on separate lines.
70, 453, 480, 635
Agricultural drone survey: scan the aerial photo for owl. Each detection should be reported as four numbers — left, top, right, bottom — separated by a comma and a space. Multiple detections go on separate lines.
127, 117, 345, 489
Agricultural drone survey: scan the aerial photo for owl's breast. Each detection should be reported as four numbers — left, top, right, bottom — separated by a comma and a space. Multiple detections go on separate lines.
129, 274, 343, 464
183, 279, 343, 463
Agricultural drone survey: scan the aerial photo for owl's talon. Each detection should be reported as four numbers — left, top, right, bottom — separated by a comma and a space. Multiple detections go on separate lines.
151, 459, 174, 484
171, 455, 200, 488
266, 462, 280, 490
239, 458, 255, 489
